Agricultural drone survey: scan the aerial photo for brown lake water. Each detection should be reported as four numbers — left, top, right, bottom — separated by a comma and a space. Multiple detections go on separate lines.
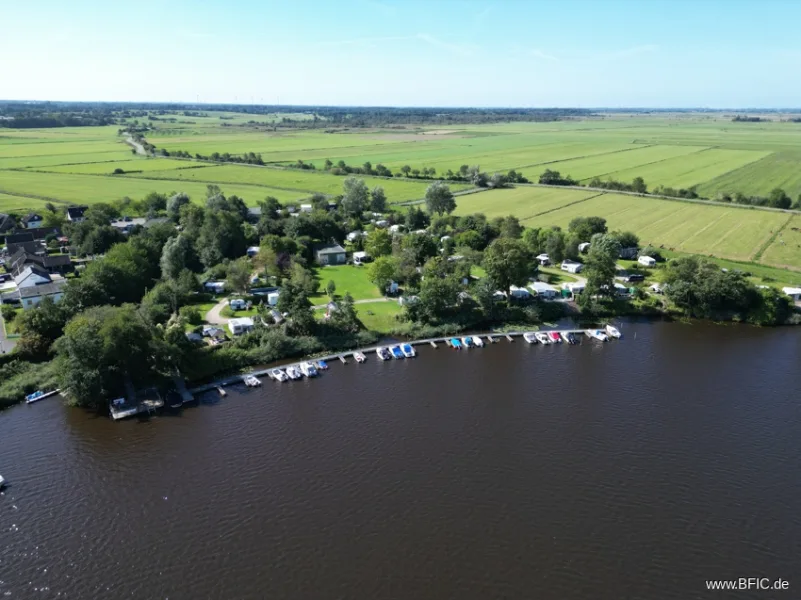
1, 321, 800, 599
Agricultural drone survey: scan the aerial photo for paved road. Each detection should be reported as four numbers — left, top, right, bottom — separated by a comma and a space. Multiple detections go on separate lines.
205, 299, 229, 325
125, 136, 147, 156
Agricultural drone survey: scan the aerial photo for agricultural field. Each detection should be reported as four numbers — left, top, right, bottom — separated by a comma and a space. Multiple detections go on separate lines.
0, 193, 56, 212
463, 187, 793, 266
454, 186, 600, 220
759, 215, 801, 270
37, 158, 205, 174
121, 163, 469, 202
697, 151, 801, 199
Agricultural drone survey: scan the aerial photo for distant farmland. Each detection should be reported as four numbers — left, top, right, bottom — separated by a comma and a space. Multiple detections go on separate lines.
457, 186, 798, 269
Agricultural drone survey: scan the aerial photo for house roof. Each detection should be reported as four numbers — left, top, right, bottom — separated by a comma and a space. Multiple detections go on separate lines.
4, 232, 35, 245
66, 206, 88, 220
530, 281, 557, 292
21, 213, 43, 224
13, 264, 52, 286
18, 280, 66, 299
0, 213, 14, 232
782, 287, 801, 295
228, 317, 254, 327
316, 242, 346, 254
7, 241, 44, 256
9, 250, 71, 273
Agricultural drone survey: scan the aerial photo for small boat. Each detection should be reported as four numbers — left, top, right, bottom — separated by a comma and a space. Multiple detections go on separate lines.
523, 332, 537, 344
0, 475, 6, 490
390, 346, 404, 359
286, 366, 303, 380
244, 375, 262, 387
166, 389, 184, 408
450, 338, 462, 349
376, 347, 391, 360
354, 351, 366, 363
401, 344, 416, 358
461, 337, 473, 348
216, 386, 227, 397
472, 335, 484, 348
548, 332, 562, 343
561, 331, 577, 344
316, 360, 329, 370
299, 362, 318, 377
586, 329, 608, 342
25, 390, 45, 404
271, 369, 289, 382
605, 324, 622, 339
535, 332, 551, 344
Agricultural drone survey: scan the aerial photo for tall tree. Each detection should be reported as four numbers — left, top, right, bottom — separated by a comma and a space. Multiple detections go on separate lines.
370, 186, 387, 212
584, 233, 621, 297
424, 181, 456, 215
365, 228, 393, 257
482, 238, 533, 292
160, 233, 192, 281
341, 177, 369, 215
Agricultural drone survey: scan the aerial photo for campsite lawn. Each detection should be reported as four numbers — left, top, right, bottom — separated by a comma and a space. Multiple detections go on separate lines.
355, 301, 402, 333
310, 265, 382, 303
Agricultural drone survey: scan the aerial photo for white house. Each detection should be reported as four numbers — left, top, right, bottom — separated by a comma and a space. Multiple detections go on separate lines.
246, 246, 260, 258
229, 298, 247, 311
535, 253, 551, 266
509, 285, 531, 299
782, 287, 801, 301
529, 281, 558, 299
638, 255, 656, 267
17, 280, 66, 310
374, 220, 389, 228
300, 203, 313, 213
204, 281, 226, 294
21, 213, 44, 229
228, 317, 255, 335
66, 206, 87, 223
13, 265, 51, 289
267, 291, 280, 306
561, 260, 583, 274
578, 242, 591, 253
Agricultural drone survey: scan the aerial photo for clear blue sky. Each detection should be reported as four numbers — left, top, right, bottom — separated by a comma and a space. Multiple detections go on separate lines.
2, 0, 800, 107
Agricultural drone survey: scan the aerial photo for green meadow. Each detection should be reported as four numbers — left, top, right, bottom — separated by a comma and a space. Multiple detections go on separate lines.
2, 112, 801, 276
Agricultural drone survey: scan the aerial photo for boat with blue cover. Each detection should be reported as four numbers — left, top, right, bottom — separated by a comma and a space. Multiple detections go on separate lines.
390, 346, 404, 359
401, 344, 416, 358
450, 338, 462, 349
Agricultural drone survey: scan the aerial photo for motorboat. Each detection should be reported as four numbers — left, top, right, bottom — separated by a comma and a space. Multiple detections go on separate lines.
471, 335, 484, 347
548, 331, 562, 343
244, 375, 262, 387
401, 344, 416, 358
605, 324, 622, 339
286, 366, 303, 380
561, 331, 577, 344
272, 369, 289, 382
523, 332, 537, 344
299, 362, 318, 377
354, 351, 366, 363
0, 475, 6, 490
586, 329, 608, 342
376, 347, 391, 360
390, 346, 404, 359
25, 391, 45, 404
461, 336, 473, 348
316, 360, 329, 370
450, 338, 462, 349
535, 332, 551, 344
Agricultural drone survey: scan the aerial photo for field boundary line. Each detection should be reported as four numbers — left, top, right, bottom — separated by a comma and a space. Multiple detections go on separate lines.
519, 192, 607, 223
508, 144, 656, 171
576, 146, 711, 183
752, 214, 794, 262
0, 188, 72, 205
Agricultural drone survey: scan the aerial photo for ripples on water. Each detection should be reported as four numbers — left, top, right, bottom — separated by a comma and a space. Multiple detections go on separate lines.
1, 322, 800, 599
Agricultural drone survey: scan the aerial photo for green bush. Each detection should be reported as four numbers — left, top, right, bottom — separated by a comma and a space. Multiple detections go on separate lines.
0, 360, 59, 408
179, 305, 202, 325
1, 305, 17, 323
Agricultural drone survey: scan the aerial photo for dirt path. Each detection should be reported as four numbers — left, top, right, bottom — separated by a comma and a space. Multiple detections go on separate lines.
205, 299, 229, 325
125, 136, 147, 156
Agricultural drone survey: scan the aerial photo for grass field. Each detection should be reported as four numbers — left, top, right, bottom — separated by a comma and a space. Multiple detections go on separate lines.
355, 301, 402, 333
310, 265, 381, 303
0, 193, 59, 211
460, 187, 794, 266
758, 215, 801, 270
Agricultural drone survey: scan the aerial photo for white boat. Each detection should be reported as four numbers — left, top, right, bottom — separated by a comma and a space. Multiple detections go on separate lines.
271, 369, 288, 382
461, 337, 473, 348
586, 329, 608, 342
535, 332, 552, 344
376, 347, 390, 361
605, 324, 622, 339
561, 331, 577, 344
286, 366, 303, 380
299, 361, 318, 377
471, 335, 484, 347
354, 352, 366, 363
523, 332, 538, 344
0, 475, 5, 490
244, 375, 262, 387
401, 344, 416, 358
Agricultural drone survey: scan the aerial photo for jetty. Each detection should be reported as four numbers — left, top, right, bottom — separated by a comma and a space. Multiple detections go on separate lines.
109, 383, 164, 421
